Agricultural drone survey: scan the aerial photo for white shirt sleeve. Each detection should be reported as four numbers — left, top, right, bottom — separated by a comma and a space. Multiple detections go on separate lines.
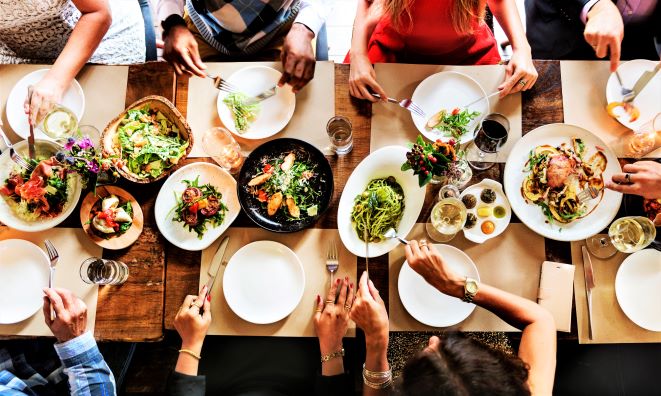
157, 0, 185, 22
580, 0, 601, 24
294, 0, 333, 37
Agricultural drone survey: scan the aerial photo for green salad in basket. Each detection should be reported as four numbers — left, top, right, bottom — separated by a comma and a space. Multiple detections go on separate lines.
115, 105, 189, 179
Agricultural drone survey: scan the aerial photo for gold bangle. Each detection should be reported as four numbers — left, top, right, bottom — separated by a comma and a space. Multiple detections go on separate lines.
179, 349, 201, 360
320, 347, 345, 363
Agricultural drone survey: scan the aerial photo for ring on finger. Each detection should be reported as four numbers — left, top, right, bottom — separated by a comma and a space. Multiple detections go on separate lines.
518, 79, 527, 87
344, 304, 351, 311
325, 299, 335, 305
419, 239, 428, 247
624, 173, 632, 183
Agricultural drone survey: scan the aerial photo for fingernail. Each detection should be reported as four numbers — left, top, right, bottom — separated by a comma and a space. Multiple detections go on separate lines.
350, 283, 354, 289
207, 294, 211, 302
345, 276, 349, 281
336, 278, 340, 284
317, 294, 320, 302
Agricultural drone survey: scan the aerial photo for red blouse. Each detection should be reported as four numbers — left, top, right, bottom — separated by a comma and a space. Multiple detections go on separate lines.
346, 0, 501, 65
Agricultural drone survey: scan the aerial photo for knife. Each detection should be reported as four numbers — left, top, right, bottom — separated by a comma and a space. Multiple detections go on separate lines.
581, 246, 595, 340
203, 236, 230, 301
27, 86, 35, 160
627, 62, 660, 103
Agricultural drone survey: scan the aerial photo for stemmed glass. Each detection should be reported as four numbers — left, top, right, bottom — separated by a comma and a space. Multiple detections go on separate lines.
426, 185, 467, 242
467, 113, 510, 170
202, 127, 244, 174
585, 216, 657, 258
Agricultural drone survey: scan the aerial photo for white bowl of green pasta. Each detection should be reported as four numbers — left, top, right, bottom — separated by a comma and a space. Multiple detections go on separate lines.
338, 146, 426, 258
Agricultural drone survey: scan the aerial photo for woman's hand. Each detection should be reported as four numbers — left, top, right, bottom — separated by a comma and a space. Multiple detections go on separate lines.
174, 286, 211, 354
498, 47, 538, 97
606, 161, 661, 199
350, 271, 388, 350
405, 240, 464, 298
162, 25, 207, 77
349, 53, 387, 102
24, 76, 67, 126
314, 276, 354, 355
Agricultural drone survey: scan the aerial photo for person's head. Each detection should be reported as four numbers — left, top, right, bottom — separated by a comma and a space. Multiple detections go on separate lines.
383, 0, 486, 33
398, 333, 531, 396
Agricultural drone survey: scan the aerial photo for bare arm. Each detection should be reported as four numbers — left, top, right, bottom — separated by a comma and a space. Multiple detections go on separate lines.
348, 0, 387, 101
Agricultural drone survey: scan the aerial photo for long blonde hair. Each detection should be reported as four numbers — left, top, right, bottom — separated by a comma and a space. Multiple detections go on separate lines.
382, 0, 485, 33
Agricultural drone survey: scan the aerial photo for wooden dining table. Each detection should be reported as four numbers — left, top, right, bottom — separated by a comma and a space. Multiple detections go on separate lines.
43, 59, 579, 343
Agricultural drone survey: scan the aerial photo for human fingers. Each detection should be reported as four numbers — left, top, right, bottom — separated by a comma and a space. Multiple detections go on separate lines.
182, 294, 197, 310
611, 172, 636, 184
43, 288, 65, 317
357, 271, 372, 300
523, 73, 537, 91
609, 39, 621, 72
409, 239, 422, 257
337, 276, 349, 307
42, 297, 53, 324
188, 43, 206, 72
314, 294, 323, 321
172, 61, 184, 76
595, 35, 608, 59
28, 93, 43, 126
202, 299, 211, 321
54, 288, 76, 310
605, 180, 640, 195
358, 83, 378, 102
367, 279, 382, 303
622, 162, 647, 173
346, 281, 355, 310
156, 39, 165, 49
279, 54, 297, 88
325, 277, 340, 307
197, 285, 208, 302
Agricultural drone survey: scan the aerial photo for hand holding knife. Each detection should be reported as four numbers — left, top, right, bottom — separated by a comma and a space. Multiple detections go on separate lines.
201, 236, 230, 304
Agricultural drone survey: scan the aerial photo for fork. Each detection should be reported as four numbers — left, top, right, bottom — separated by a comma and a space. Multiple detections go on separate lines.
44, 239, 59, 321
614, 70, 635, 103
326, 241, 339, 286
371, 94, 426, 118
0, 125, 34, 172
205, 73, 240, 93
577, 186, 600, 204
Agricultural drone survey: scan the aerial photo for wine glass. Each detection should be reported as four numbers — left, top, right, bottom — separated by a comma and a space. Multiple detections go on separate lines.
37, 103, 79, 140
467, 113, 510, 170
202, 127, 244, 174
426, 185, 467, 242
585, 216, 657, 258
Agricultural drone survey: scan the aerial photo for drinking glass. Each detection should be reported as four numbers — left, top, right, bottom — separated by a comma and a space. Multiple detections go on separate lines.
78, 125, 101, 149
625, 113, 660, 158
37, 104, 79, 140
326, 116, 353, 155
426, 185, 467, 242
586, 216, 657, 258
80, 257, 129, 285
202, 127, 244, 174
467, 113, 510, 170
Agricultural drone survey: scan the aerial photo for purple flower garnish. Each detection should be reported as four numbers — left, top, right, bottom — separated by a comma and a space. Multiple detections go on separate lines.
64, 137, 76, 150
86, 160, 100, 174
78, 137, 93, 150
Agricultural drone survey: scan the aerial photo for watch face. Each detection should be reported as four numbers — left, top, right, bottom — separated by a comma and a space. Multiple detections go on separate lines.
466, 281, 478, 294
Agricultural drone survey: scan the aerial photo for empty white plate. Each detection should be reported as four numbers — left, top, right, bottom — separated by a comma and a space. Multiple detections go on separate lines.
615, 249, 661, 332
398, 244, 480, 327
6, 69, 85, 140
410, 71, 488, 144
0, 239, 50, 324
216, 66, 296, 139
223, 241, 305, 324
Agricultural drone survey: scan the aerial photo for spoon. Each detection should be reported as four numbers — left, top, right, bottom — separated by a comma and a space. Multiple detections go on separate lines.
384, 228, 409, 245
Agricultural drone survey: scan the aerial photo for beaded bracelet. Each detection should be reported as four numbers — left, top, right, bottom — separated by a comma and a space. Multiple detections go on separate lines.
321, 348, 345, 363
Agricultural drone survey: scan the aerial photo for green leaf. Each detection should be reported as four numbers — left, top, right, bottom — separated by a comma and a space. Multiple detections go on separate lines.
401, 162, 411, 171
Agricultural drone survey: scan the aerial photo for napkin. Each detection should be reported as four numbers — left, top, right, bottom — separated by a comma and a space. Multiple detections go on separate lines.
371, 63, 522, 159
389, 223, 545, 332
560, 60, 661, 158
0, 227, 101, 337
572, 241, 661, 344
199, 227, 357, 337
185, 61, 335, 158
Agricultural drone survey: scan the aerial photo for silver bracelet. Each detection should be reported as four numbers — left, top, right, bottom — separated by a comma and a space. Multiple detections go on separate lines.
362, 363, 392, 380
363, 372, 393, 389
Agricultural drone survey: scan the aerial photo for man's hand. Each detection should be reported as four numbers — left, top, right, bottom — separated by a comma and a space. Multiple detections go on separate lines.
584, 0, 624, 72
43, 288, 88, 343
162, 25, 207, 77
606, 161, 661, 199
174, 286, 211, 354
279, 23, 316, 93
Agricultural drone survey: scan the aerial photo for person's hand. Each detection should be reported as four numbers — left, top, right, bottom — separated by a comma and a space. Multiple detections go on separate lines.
43, 288, 88, 343
314, 276, 354, 355
606, 161, 661, 199
405, 240, 464, 298
162, 25, 207, 77
498, 47, 538, 97
584, 0, 624, 72
24, 76, 66, 126
350, 271, 389, 350
349, 53, 386, 102
278, 23, 316, 93
174, 286, 211, 354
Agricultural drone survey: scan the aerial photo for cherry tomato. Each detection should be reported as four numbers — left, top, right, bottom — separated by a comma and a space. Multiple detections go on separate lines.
182, 187, 202, 204
201, 196, 220, 216
257, 190, 268, 202
263, 164, 273, 173
188, 202, 199, 214
452, 108, 460, 115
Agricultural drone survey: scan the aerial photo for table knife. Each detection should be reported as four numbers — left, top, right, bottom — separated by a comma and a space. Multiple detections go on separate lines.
203, 236, 230, 301
628, 62, 660, 103
581, 246, 595, 340
27, 86, 35, 160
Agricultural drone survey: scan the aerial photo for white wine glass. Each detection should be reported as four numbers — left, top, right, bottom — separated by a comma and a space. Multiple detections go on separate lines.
586, 216, 657, 258
426, 184, 467, 242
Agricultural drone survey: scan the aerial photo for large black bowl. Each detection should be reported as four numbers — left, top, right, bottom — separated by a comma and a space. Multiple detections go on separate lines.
237, 138, 334, 232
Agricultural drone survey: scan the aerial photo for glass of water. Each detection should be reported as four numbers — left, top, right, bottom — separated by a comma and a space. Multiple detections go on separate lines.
326, 116, 353, 155
80, 257, 129, 285
202, 127, 244, 174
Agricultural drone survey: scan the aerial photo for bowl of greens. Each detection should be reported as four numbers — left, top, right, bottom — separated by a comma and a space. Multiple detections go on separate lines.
101, 95, 193, 183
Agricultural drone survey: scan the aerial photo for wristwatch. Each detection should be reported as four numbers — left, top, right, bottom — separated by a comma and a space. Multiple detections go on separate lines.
462, 277, 479, 303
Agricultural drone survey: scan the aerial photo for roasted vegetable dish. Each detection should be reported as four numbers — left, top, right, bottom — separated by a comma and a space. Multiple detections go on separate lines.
173, 176, 228, 238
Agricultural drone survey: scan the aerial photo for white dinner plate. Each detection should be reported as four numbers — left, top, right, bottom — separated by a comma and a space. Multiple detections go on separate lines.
0, 239, 50, 324
615, 249, 661, 332
216, 66, 296, 139
223, 241, 305, 324
606, 60, 661, 130
0, 140, 82, 232
154, 162, 240, 251
398, 244, 479, 327
6, 69, 85, 140
337, 146, 426, 258
410, 71, 489, 144
503, 123, 622, 241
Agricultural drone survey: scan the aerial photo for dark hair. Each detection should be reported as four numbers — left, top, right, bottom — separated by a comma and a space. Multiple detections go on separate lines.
398, 332, 531, 396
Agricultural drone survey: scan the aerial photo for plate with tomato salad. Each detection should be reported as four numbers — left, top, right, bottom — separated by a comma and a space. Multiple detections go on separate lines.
155, 162, 240, 251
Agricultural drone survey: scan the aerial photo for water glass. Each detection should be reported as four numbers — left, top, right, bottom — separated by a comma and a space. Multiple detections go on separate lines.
80, 257, 129, 285
625, 113, 660, 158
327, 116, 353, 155
426, 185, 467, 242
202, 127, 244, 174
468, 113, 510, 170
78, 125, 101, 149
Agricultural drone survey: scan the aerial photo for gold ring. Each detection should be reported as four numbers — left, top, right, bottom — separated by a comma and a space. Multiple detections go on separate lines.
325, 299, 335, 305
316, 308, 323, 312
344, 304, 351, 311
518, 80, 527, 86
624, 173, 632, 183
419, 239, 428, 247
189, 302, 202, 309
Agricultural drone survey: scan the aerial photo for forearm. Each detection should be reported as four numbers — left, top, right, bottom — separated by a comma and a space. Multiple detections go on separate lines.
175, 340, 203, 376
320, 342, 345, 376
518, 321, 557, 396
487, 0, 530, 51
350, 0, 381, 58
362, 338, 390, 396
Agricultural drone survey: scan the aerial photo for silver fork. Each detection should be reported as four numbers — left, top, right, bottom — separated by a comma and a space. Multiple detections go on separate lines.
44, 239, 59, 320
371, 94, 426, 118
614, 70, 635, 103
0, 125, 34, 172
326, 241, 339, 286
577, 186, 600, 204
205, 73, 240, 93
